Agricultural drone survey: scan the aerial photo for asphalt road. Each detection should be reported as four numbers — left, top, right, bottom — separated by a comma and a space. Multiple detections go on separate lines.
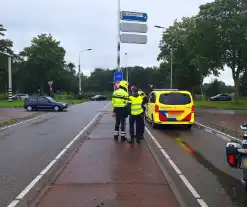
0, 101, 108, 207
145, 122, 247, 207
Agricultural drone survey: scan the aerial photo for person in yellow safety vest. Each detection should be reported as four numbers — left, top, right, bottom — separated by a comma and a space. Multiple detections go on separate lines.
138, 89, 148, 139
112, 80, 129, 141
127, 85, 145, 144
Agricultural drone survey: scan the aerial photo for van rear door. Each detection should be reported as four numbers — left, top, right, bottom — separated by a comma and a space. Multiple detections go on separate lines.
158, 92, 193, 121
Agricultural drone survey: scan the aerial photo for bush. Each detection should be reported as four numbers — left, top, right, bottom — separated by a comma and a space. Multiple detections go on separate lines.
54, 94, 76, 100
0, 93, 7, 100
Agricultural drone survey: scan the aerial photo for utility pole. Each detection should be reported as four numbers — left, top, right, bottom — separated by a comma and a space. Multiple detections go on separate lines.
0, 51, 13, 102
117, 0, 121, 72
78, 49, 92, 95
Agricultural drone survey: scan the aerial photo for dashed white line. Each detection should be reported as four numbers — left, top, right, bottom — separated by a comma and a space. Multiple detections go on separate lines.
7, 102, 109, 207
145, 127, 208, 207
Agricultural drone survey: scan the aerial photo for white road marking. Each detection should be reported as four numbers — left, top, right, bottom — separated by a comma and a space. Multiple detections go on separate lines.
145, 127, 208, 207
195, 121, 240, 142
0, 103, 81, 132
0, 113, 52, 131
7, 102, 109, 207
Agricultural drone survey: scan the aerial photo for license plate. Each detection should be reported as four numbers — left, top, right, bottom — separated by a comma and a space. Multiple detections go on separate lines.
242, 156, 247, 168
167, 112, 182, 118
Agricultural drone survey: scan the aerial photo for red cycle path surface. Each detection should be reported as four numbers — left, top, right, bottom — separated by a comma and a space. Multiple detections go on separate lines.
38, 113, 180, 207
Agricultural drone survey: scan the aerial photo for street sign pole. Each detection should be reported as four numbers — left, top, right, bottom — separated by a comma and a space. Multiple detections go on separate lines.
48, 81, 53, 97
0, 51, 13, 102
8, 56, 12, 102
78, 53, 81, 95
117, 0, 121, 72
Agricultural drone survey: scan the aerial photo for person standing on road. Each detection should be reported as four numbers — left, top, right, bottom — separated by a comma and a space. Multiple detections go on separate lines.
112, 80, 129, 141
138, 89, 148, 139
127, 85, 145, 144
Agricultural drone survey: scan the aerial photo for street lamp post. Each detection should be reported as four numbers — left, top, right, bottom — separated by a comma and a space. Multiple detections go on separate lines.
125, 53, 128, 83
154, 25, 173, 89
0, 51, 13, 102
117, 0, 121, 72
78, 48, 92, 95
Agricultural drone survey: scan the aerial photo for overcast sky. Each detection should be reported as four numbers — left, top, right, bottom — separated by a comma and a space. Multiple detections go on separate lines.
1, 0, 233, 85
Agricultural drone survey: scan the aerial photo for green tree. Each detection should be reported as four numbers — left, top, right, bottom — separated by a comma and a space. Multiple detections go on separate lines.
157, 17, 215, 96
19, 34, 66, 93
196, 0, 247, 101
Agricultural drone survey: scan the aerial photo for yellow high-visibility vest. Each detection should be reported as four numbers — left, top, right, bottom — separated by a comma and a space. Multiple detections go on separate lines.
129, 95, 143, 115
112, 88, 129, 108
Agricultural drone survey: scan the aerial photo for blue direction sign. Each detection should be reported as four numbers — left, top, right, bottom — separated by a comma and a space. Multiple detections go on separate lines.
121, 11, 148, 22
114, 71, 123, 82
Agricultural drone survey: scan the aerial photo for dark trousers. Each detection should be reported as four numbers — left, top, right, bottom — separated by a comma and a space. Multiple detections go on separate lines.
140, 114, 145, 135
129, 114, 142, 139
114, 107, 127, 138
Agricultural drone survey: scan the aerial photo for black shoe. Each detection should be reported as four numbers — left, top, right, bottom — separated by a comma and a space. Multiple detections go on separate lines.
121, 136, 127, 142
127, 138, 134, 144
114, 135, 118, 141
140, 135, 144, 140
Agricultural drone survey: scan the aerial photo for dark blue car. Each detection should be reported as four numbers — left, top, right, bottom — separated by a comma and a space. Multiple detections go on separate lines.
24, 96, 68, 112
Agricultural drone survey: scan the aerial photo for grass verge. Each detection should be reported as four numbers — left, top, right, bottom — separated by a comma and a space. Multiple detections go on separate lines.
0, 118, 17, 127
195, 100, 247, 110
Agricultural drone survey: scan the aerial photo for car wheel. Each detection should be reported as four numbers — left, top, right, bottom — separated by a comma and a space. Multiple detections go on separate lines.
27, 105, 33, 112
151, 115, 158, 129
186, 124, 193, 130
54, 106, 60, 111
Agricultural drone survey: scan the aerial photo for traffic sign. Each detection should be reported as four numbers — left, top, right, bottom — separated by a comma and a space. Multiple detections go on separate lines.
114, 71, 123, 82
120, 22, 148, 33
120, 34, 147, 44
48, 81, 53, 86
120, 11, 148, 22
114, 82, 120, 90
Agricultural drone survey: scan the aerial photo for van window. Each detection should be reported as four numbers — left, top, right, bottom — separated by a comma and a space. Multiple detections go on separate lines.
159, 93, 191, 105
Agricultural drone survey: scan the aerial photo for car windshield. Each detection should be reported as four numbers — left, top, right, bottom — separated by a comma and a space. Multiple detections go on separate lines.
159, 93, 191, 105
46, 97, 56, 102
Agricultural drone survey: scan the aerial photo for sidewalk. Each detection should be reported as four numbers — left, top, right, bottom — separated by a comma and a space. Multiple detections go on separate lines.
37, 112, 180, 207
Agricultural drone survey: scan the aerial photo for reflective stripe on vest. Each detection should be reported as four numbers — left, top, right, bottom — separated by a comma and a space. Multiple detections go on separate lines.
112, 89, 128, 107
130, 96, 143, 115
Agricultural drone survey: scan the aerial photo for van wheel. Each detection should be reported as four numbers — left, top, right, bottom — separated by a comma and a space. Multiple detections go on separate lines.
54, 106, 60, 111
27, 106, 33, 112
186, 124, 193, 130
151, 116, 158, 129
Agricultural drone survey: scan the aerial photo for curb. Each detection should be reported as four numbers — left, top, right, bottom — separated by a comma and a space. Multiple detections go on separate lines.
0, 112, 39, 127
194, 121, 241, 143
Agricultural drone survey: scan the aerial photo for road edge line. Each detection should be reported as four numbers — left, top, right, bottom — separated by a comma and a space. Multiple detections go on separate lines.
145, 127, 208, 207
194, 121, 240, 142
0, 103, 82, 132
6, 102, 109, 207
144, 130, 188, 207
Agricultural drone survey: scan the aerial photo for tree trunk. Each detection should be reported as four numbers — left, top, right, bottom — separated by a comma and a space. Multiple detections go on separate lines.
234, 78, 239, 103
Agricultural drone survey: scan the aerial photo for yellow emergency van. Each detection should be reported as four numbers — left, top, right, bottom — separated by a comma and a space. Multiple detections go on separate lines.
145, 89, 194, 129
